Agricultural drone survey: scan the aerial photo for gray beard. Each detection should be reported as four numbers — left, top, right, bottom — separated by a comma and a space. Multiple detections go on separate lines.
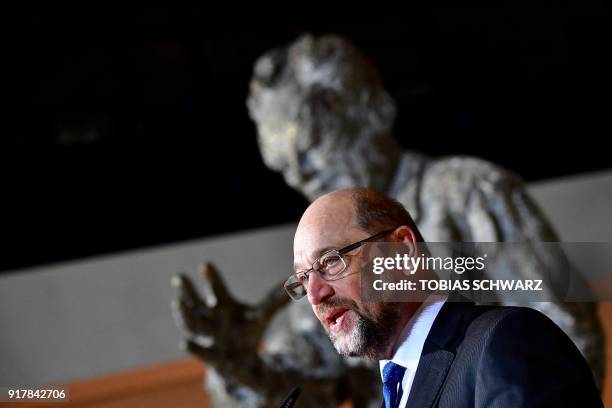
328, 305, 402, 361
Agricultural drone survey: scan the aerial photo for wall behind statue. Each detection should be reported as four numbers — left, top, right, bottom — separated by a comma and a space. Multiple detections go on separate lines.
0, 170, 610, 386
4, 9, 611, 273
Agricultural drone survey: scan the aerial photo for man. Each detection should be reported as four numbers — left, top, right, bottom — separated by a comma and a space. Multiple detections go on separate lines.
290, 188, 602, 407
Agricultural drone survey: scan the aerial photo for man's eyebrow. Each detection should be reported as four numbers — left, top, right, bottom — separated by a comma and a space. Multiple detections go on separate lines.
293, 246, 339, 272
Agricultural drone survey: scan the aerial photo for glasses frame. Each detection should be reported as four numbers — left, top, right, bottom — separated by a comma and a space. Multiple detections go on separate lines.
284, 227, 398, 300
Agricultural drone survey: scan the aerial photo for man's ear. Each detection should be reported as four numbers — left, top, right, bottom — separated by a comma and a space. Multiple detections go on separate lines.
395, 226, 417, 257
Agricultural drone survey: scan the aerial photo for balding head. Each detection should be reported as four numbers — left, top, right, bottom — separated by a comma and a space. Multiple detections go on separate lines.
295, 189, 421, 260
297, 189, 356, 234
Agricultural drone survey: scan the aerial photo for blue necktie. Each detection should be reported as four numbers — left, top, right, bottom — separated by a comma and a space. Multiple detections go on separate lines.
382, 361, 407, 408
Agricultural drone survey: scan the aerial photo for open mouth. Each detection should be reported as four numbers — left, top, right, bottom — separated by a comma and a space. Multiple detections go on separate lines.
326, 308, 349, 333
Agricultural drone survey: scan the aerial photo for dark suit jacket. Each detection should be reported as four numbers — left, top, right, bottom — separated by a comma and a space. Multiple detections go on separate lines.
405, 299, 602, 407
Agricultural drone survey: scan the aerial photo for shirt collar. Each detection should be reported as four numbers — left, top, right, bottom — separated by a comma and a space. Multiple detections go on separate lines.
379, 295, 447, 377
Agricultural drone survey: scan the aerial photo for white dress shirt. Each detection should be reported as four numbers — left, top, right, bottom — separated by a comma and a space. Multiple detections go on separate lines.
379, 295, 446, 407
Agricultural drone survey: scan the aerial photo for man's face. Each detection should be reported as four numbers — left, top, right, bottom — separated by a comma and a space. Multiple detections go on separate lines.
293, 194, 402, 359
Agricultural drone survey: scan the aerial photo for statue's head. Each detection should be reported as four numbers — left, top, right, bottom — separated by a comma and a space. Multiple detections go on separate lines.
247, 34, 399, 200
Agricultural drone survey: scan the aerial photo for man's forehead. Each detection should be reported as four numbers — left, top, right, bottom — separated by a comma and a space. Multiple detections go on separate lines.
293, 192, 358, 267
295, 219, 352, 248
293, 222, 356, 270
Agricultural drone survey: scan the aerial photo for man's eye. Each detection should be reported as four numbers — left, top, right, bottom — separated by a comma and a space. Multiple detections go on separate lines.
323, 256, 340, 268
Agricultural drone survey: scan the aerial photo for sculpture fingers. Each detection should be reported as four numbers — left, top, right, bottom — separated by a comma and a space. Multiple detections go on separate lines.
173, 273, 206, 309
174, 296, 222, 335
183, 337, 219, 362
199, 262, 235, 307
170, 298, 192, 334
255, 279, 291, 321
170, 273, 217, 334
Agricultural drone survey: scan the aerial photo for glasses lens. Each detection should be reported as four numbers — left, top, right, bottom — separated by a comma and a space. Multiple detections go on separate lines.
284, 274, 307, 300
317, 251, 347, 279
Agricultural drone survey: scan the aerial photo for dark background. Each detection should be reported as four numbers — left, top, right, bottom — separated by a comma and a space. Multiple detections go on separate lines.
3, 6, 610, 272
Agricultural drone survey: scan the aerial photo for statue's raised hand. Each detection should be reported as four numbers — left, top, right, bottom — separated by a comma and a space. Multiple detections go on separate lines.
171, 263, 379, 407
171, 263, 289, 369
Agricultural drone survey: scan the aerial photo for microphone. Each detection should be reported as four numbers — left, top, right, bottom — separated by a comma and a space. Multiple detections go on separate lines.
279, 386, 301, 408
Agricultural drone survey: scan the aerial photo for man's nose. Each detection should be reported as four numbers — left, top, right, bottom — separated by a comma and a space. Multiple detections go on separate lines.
306, 271, 334, 305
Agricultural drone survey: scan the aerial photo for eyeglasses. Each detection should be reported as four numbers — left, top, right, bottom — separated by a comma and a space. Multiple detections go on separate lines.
284, 227, 397, 300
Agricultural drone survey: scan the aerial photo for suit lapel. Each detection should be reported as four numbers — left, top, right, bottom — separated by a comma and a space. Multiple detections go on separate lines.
406, 297, 473, 407
406, 347, 454, 407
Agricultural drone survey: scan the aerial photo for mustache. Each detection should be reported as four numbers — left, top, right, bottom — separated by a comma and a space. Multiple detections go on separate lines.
315, 297, 360, 316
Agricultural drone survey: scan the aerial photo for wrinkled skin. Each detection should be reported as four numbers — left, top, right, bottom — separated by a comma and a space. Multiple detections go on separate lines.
172, 34, 604, 407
